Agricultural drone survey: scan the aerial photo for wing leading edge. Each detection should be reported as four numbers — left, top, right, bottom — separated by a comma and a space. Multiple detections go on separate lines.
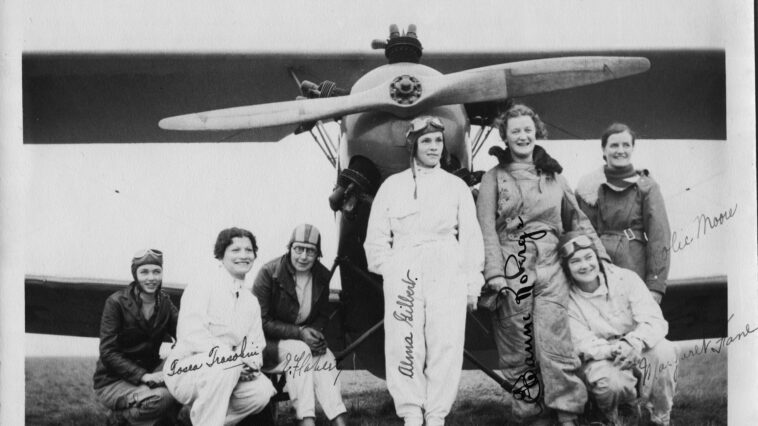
23, 50, 724, 144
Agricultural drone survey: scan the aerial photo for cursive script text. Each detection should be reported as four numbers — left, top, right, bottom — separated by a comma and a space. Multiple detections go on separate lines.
282, 350, 343, 385
165, 337, 260, 377
669, 203, 738, 254
395, 270, 418, 378
501, 217, 544, 404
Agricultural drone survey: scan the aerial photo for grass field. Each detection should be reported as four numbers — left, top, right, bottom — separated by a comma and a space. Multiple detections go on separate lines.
26, 346, 726, 425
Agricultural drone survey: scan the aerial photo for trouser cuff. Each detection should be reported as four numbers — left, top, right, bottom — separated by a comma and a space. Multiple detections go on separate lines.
556, 411, 578, 422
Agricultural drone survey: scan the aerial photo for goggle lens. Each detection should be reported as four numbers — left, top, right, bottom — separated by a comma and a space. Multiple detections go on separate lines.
559, 235, 593, 258
133, 248, 163, 261
406, 116, 445, 137
292, 245, 317, 257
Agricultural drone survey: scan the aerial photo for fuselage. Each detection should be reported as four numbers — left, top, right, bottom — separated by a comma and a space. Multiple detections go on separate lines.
334, 61, 474, 376
340, 62, 471, 180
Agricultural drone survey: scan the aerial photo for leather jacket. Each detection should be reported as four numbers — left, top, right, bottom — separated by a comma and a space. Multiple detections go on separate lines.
576, 167, 671, 294
252, 254, 331, 366
93, 283, 178, 389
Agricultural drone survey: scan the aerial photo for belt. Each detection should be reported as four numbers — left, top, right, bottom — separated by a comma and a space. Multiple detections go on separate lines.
393, 234, 457, 249
604, 228, 647, 242
501, 228, 555, 241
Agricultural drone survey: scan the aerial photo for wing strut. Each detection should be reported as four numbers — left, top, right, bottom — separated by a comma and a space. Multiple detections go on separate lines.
288, 69, 338, 169
471, 125, 495, 159
307, 127, 337, 168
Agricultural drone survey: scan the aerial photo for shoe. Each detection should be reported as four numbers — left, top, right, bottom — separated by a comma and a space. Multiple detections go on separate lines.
403, 416, 423, 426
618, 402, 641, 424
299, 417, 317, 426
524, 416, 553, 426
105, 410, 128, 426
331, 413, 349, 426
176, 405, 192, 426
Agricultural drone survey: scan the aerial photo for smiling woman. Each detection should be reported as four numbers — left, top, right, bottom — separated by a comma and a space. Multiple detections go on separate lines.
575, 123, 672, 304
163, 227, 277, 425
364, 115, 485, 426
559, 230, 677, 425
476, 103, 608, 425
92, 248, 179, 425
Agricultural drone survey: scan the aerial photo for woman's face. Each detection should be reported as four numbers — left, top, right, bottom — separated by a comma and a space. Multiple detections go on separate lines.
290, 242, 318, 272
567, 248, 600, 285
135, 264, 162, 295
221, 236, 256, 279
414, 131, 444, 168
603, 131, 635, 169
504, 115, 537, 161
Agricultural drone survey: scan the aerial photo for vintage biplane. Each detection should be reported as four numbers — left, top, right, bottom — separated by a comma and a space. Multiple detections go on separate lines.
24, 25, 727, 389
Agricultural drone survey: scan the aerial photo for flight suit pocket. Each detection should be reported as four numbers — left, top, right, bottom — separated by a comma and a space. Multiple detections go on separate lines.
387, 202, 420, 233
497, 180, 520, 217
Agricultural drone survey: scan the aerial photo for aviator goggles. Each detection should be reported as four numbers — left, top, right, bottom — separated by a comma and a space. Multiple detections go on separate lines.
291, 244, 318, 257
405, 116, 445, 138
558, 235, 594, 259
132, 248, 163, 262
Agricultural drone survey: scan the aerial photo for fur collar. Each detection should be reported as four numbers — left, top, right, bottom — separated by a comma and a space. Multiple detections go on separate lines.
488, 144, 563, 176
575, 166, 606, 207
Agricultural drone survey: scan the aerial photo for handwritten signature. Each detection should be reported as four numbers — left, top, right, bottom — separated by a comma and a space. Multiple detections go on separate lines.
681, 313, 756, 357
282, 350, 343, 386
636, 313, 756, 385
166, 336, 260, 377
669, 203, 738, 254
395, 270, 418, 378
498, 217, 545, 404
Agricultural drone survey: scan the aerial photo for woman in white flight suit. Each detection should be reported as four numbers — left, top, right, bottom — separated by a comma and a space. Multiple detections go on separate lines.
364, 115, 484, 426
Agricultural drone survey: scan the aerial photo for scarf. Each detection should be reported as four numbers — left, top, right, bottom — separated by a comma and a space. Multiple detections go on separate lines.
603, 164, 638, 190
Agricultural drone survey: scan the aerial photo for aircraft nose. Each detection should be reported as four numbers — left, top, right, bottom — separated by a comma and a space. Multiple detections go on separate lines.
395, 77, 414, 94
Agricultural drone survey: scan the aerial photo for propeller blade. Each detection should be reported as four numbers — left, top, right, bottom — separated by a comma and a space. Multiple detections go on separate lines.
158, 85, 388, 131
424, 56, 651, 105
159, 56, 650, 131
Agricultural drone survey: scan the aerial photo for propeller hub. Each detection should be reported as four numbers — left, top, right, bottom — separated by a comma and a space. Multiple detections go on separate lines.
390, 75, 422, 105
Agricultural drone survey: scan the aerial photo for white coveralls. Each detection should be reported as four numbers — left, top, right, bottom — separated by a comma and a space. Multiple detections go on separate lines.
568, 264, 677, 426
274, 339, 346, 419
164, 265, 277, 426
365, 164, 484, 426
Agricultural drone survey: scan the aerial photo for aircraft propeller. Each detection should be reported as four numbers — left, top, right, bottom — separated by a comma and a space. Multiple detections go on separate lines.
159, 55, 649, 132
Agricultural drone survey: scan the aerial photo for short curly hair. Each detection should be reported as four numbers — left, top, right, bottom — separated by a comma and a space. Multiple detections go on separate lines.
601, 122, 636, 148
495, 103, 548, 141
213, 227, 258, 260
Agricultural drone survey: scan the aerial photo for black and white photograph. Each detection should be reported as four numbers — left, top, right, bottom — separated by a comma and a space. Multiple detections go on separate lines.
1, 0, 755, 425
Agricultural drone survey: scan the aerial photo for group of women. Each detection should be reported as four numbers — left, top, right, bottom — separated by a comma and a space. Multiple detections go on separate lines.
364, 104, 674, 426
95, 102, 673, 426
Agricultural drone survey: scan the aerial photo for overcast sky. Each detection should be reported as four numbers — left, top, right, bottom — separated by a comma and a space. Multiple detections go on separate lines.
23, 0, 727, 53
4, 1, 756, 423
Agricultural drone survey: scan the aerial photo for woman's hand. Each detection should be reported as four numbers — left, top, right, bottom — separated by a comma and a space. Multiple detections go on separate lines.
239, 364, 259, 382
467, 295, 478, 313
611, 340, 640, 370
140, 372, 164, 387
486, 276, 508, 292
299, 326, 327, 355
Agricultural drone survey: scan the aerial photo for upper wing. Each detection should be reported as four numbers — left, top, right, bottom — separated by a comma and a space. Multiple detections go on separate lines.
23, 50, 724, 144
25, 275, 184, 338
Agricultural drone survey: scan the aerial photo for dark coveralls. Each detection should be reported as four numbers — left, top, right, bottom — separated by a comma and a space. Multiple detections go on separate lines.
477, 162, 608, 422
575, 167, 671, 295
